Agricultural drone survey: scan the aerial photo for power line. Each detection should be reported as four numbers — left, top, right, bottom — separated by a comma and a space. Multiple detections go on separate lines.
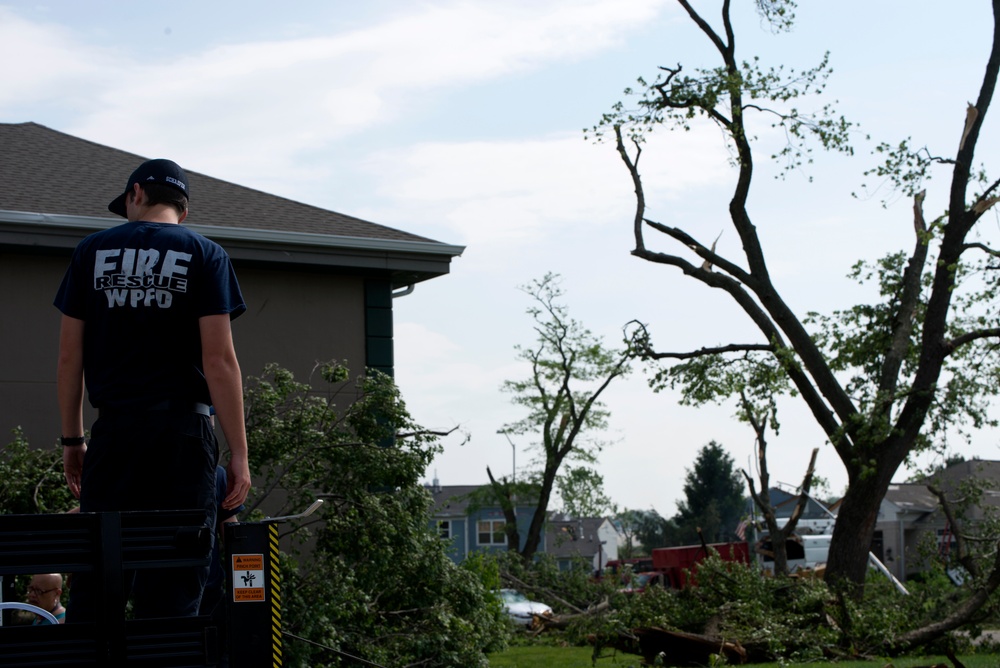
283, 631, 392, 668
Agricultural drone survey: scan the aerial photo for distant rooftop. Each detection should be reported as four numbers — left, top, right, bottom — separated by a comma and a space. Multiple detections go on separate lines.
883, 484, 939, 514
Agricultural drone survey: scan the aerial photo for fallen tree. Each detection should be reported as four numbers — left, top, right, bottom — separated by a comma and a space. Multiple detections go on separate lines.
889, 482, 1000, 652
598, 627, 750, 666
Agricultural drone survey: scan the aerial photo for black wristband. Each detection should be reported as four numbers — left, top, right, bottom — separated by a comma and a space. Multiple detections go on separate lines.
61, 436, 86, 447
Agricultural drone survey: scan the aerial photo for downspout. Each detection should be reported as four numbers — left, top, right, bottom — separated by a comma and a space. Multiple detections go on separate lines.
392, 284, 415, 299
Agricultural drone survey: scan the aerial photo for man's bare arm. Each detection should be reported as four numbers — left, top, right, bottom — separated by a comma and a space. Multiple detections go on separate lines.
199, 313, 251, 509
57, 315, 85, 498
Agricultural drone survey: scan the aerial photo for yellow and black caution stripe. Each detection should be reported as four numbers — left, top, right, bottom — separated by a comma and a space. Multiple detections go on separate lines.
269, 523, 282, 666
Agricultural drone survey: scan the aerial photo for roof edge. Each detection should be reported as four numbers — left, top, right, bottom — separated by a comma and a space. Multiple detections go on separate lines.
0, 209, 465, 258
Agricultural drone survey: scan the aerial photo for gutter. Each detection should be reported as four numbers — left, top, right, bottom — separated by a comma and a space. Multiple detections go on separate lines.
392, 284, 416, 299
0, 209, 465, 258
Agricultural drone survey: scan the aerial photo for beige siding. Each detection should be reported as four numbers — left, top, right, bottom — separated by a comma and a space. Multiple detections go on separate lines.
0, 252, 70, 447
234, 265, 367, 388
0, 253, 368, 449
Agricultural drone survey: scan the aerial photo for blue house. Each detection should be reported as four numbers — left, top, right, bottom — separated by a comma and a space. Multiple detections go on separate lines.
427, 483, 538, 562
427, 482, 621, 569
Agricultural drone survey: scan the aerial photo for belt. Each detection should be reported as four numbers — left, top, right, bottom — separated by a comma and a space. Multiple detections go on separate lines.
99, 401, 212, 418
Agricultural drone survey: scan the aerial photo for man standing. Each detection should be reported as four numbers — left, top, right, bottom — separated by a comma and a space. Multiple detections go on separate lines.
54, 158, 251, 620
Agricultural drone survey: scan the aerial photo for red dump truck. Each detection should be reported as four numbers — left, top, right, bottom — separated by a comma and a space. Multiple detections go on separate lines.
649, 541, 752, 589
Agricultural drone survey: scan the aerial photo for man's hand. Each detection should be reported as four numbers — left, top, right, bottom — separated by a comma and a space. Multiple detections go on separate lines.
223, 455, 251, 510
63, 444, 86, 499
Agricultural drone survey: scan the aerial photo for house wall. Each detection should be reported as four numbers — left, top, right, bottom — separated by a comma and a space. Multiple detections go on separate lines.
598, 521, 619, 563
433, 505, 537, 563
468, 507, 521, 558
0, 252, 373, 449
902, 524, 942, 577
0, 252, 73, 447
882, 523, 905, 580
877, 505, 947, 582
445, 517, 470, 561
233, 265, 368, 387
876, 502, 903, 581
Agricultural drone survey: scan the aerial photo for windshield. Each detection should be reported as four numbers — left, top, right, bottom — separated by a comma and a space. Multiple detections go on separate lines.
501, 590, 528, 604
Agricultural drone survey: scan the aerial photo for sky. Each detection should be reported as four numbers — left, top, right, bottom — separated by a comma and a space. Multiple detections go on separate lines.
3, 1, 1000, 517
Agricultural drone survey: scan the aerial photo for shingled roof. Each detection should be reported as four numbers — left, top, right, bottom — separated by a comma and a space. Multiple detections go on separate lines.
883, 483, 939, 515
0, 122, 462, 285
545, 515, 610, 560
2, 122, 436, 240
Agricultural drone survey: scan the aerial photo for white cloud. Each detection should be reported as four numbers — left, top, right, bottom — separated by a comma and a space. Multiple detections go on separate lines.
0, 7, 119, 110
1, 0, 671, 186
394, 321, 462, 361
394, 321, 527, 394
360, 128, 731, 250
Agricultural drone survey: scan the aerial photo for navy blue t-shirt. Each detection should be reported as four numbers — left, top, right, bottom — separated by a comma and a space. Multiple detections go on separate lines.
54, 221, 246, 410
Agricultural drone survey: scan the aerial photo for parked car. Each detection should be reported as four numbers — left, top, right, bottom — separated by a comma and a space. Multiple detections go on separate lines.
499, 588, 552, 627
619, 571, 668, 594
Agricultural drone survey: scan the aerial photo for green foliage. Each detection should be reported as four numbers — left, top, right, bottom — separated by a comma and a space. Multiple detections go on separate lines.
464, 479, 537, 514
753, 0, 797, 33
674, 442, 746, 544
650, 349, 794, 434
827, 570, 980, 657
856, 132, 995, 207
588, 4, 857, 181
244, 363, 507, 667
556, 466, 613, 518
500, 551, 604, 609
620, 508, 680, 552
573, 555, 994, 664
803, 246, 1000, 456
491, 537, 1000, 665
499, 273, 631, 559
500, 274, 629, 450
492, 644, 999, 668
679, 556, 835, 660
0, 428, 76, 514
573, 555, 837, 662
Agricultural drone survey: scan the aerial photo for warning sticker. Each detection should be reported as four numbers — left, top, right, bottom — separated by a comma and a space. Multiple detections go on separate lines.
232, 553, 266, 602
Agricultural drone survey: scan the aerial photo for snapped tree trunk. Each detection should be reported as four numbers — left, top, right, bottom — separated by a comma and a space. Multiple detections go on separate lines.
486, 466, 521, 554
824, 467, 892, 592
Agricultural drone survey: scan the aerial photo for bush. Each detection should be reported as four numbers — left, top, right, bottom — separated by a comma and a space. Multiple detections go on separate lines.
497, 551, 616, 616
571, 555, 836, 662
0, 428, 76, 515
244, 363, 509, 667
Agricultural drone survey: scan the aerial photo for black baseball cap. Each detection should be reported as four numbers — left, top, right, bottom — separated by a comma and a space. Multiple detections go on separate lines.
108, 158, 190, 218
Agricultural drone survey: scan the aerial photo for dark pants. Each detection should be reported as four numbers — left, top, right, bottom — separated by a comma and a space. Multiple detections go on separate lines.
67, 409, 218, 621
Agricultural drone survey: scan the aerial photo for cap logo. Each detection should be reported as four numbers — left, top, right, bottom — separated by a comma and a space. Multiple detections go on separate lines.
165, 176, 186, 191
146, 176, 155, 180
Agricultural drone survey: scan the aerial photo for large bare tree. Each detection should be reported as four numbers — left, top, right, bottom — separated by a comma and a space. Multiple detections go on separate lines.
598, 0, 1000, 594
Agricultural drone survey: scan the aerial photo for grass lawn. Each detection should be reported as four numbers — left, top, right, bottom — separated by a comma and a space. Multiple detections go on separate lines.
488, 643, 998, 667
489, 644, 596, 667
